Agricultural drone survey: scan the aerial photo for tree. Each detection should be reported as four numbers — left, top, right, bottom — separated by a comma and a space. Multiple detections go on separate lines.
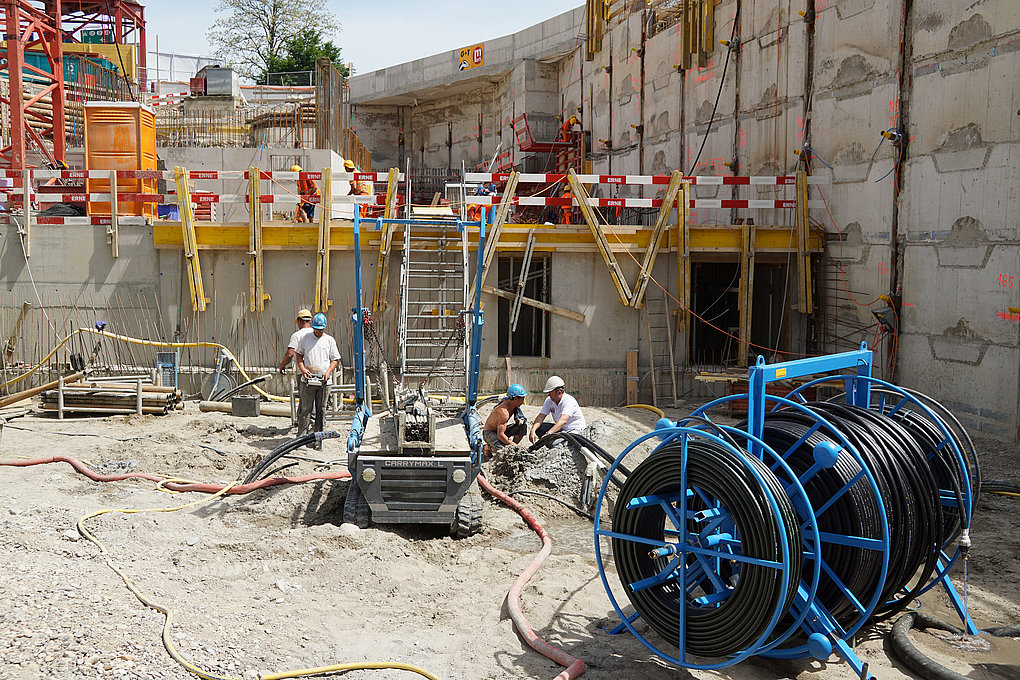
263, 28, 349, 85
207, 0, 341, 80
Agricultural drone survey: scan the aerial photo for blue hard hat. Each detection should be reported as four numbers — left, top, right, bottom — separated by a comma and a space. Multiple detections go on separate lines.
507, 383, 527, 398
311, 313, 327, 329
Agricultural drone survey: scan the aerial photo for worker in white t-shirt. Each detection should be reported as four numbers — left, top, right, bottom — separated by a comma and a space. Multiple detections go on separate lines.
529, 375, 586, 444
295, 314, 342, 448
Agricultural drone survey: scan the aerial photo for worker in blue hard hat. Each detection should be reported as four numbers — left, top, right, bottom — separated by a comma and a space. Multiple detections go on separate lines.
294, 313, 342, 449
483, 383, 529, 454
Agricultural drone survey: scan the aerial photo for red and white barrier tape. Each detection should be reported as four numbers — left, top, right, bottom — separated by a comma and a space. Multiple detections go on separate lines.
466, 196, 824, 209
0, 170, 401, 181
465, 172, 831, 186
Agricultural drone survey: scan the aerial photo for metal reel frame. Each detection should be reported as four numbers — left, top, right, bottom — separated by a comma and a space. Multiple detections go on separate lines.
594, 424, 813, 669
783, 374, 979, 627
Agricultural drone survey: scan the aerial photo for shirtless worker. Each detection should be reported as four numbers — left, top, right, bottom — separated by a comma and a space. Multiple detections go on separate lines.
482, 384, 529, 455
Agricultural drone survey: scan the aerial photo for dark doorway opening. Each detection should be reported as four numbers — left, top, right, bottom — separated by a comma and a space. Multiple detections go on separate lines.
497, 255, 550, 357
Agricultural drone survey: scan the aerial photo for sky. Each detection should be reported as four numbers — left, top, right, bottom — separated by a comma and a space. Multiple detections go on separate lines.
144, 1, 583, 76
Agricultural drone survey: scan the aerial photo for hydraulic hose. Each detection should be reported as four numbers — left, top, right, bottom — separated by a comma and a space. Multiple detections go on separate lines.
242, 431, 343, 485
611, 440, 801, 658
0, 453, 350, 493
5, 456, 440, 680
476, 473, 586, 680
530, 431, 630, 483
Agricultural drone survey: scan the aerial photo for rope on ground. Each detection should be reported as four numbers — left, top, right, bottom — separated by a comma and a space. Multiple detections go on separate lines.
2, 454, 442, 680
477, 472, 586, 680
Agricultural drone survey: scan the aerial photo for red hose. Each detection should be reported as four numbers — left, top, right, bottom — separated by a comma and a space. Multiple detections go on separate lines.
477, 474, 586, 680
0, 455, 350, 493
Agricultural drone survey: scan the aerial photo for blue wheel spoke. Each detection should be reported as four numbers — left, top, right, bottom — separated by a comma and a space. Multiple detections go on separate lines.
693, 590, 731, 607
810, 469, 866, 519
816, 531, 884, 551
885, 396, 910, 418
686, 544, 783, 570
820, 560, 866, 614
774, 420, 822, 466
629, 557, 681, 593
692, 551, 729, 593
596, 528, 670, 549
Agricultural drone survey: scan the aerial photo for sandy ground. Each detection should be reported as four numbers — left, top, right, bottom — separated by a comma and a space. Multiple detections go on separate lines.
1, 401, 1018, 680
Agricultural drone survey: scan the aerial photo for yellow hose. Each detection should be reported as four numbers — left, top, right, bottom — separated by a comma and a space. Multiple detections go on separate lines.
1, 328, 289, 402
623, 403, 665, 418
76, 476, 443, 680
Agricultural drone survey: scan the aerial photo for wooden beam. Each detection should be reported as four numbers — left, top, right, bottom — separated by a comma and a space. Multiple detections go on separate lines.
626, 349, 638, 405
631, 170, 684, 308
737, 220, 756, 366
314, 166, 333, 313
566, 168, 632, 305
676, 182, 690, 333
108, 170, 119, 258
372, 167, 400, 313
482, 284, 585, 322
248, 166, 265, 312
174, 166, 206, 312
473, 171, 520, 303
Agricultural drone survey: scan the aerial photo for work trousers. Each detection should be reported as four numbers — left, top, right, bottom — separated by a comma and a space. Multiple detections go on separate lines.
297, 381, 329, 442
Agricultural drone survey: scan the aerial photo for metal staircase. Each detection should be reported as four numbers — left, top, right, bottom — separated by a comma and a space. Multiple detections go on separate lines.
397, 221, 469, 399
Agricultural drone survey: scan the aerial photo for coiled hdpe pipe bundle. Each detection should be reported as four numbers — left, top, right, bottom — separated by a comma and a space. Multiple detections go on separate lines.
594, 371, 979, 677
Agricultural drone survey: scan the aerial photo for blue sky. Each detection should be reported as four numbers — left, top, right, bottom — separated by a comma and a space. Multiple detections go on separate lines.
145, 1, 583, 75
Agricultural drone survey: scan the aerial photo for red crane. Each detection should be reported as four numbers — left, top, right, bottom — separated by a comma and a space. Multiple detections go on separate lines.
0, 0, 146, 170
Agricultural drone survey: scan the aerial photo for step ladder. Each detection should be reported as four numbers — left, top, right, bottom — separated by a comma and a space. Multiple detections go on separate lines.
397, 222, 469, 399
643, 285, 678, 408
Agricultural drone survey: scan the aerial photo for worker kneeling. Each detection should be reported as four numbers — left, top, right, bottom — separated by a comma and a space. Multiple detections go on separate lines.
483, 384, 529, 456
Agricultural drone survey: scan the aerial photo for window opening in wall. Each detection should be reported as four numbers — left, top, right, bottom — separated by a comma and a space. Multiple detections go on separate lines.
497, 254, 550, 357
689, 261, 739, 366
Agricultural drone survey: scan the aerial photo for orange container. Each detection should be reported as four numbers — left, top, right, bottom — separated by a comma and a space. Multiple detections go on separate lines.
85, 102, 157, 218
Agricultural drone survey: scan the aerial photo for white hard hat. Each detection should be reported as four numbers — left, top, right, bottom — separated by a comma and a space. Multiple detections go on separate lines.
542, 375, 565, 393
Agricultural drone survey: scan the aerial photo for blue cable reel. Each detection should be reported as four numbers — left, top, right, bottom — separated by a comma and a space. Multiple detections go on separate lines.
593, 405, 889, 673
783, 374, 980, 631
594, 346, 978, 677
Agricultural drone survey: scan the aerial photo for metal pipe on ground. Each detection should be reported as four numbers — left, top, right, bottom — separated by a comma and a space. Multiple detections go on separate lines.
199, 400, 291, 417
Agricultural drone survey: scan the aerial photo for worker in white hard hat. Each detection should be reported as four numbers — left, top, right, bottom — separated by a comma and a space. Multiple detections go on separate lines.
292, 164, 320, 223
528, 375, 587, 444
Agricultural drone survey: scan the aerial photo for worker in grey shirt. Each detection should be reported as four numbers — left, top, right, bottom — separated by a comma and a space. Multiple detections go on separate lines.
295, 313, 342, 448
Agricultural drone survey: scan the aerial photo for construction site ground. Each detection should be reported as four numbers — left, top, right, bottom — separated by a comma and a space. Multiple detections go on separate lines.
1, 402, 1018, 680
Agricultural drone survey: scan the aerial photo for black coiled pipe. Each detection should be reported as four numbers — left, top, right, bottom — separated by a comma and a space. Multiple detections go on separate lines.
611, 440, 801, 658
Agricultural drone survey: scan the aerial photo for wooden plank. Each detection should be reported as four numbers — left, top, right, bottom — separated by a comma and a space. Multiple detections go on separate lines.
631, 171, 684, 308
626, 349, 639, 405
372, 168, 401, 313
737, 220, 756, 366
567, 169, 632, 304
248, 166, 265, 312
482, 284, 585, 322
676, 182, 690, 333
174, 166, 206, 312
473, 171, 520, 303
314, 166, 332, 312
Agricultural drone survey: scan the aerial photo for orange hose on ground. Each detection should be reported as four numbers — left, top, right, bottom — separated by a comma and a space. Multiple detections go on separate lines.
0, 455, 350, 493
477, 474, 586, 680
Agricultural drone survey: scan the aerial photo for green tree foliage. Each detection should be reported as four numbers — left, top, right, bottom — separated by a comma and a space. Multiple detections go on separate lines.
207, 0, 342, 80
264, 28, 350, 85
